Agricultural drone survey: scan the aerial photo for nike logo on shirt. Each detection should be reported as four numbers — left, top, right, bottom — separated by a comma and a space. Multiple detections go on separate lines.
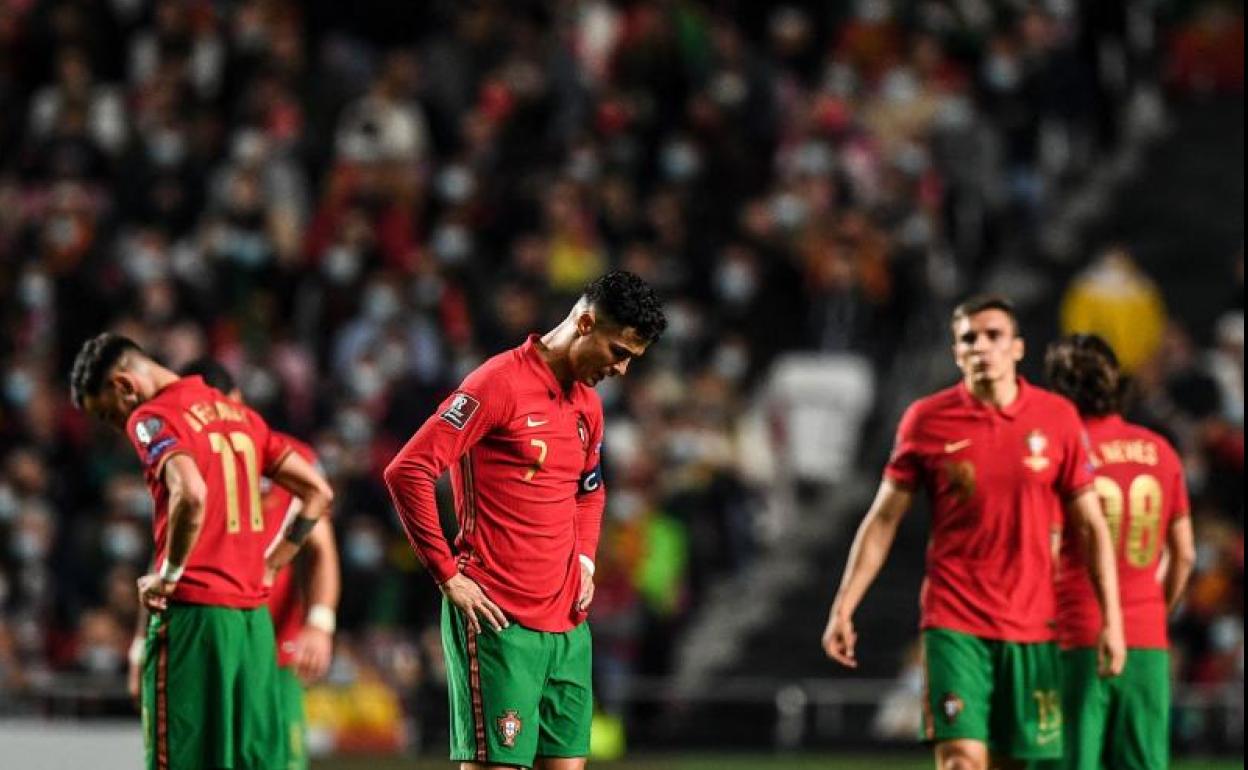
526, 416, 549, 428
944, 439, 972, 453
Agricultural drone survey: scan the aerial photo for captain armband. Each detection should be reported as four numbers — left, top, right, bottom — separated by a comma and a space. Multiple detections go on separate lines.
578, 463, 602, 495
283, 514, 318, 545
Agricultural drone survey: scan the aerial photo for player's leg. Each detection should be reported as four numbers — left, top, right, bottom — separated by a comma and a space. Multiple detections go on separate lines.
145, 604, 230, 770
534, 622, 593, 769
923, 629, 996, 770
1048, 647, 1109, 770
935, 738, 991, 770
235, 606, 286, 770
989, 639, 1063, 767
534, 759, 586, 770
442, 597, 546, 767
1106, 649, 1169, 770
276, 665, 309, 770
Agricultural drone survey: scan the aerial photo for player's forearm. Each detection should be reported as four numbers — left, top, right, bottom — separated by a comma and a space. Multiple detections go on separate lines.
831, 482, 910, 619
265, 487, 332, 572
1083, 509, 1124, 632
1163, 554, 1193, 613
382, 454, 458, 583
304, 520, 341, 611
831, 510, 902, 619
574, 489, 605, 563
164, 491, 206, 570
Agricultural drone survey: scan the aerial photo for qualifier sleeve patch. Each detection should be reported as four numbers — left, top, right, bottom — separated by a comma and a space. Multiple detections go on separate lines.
439, 392, 481, 431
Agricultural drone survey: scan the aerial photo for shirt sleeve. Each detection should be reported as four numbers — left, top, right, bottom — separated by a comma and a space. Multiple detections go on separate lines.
383, 371, 511, 584
574, 398, 606, 564
1055, 410, 1097, 499
883, 403, 923, 489
126, 404, 190, 480
247, 405, 293, 476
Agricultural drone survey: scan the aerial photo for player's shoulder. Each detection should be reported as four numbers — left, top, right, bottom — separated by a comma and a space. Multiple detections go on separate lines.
459, 347, 522, 395
1121, 419, 1183, 465
273, 430, 316, 463
907, 384, 963, 418
1026, 382, 1083, 422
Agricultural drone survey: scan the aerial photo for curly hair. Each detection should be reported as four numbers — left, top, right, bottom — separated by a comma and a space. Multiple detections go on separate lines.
70, 332, 143, 409
1045, 334, 1125, 417
582, 270, 667, 343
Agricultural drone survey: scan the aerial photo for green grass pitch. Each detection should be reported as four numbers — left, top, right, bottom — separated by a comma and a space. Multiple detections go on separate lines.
312, 754, 1244, 770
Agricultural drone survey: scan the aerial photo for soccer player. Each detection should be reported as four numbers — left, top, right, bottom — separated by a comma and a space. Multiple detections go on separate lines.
820, 295, 1127, 770
177, 358, 341, 770
1044, 334, 1195, 770
71, 333, 333, 770
383, 271, 666, 770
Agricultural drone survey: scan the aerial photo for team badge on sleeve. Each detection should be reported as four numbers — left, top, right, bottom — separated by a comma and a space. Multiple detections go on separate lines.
440, 393, 480, 430
134, 417, 164, 446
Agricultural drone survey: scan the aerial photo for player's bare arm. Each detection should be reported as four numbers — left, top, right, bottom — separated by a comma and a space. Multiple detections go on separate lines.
138, 453, 208, 613
822, 479, 913, 667
1067, 488, 1126, 676
293, 517, 340, 683
1163, 515, 1196, 612
263, 451, 334, 578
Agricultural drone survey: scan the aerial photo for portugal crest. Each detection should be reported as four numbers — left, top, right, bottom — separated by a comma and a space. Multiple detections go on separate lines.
496, 709, 523, 748
1023, 430, 1051, 472
941, 692, 964, 724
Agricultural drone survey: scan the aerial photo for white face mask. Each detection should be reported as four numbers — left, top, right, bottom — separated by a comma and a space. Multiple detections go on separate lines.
714, 259, 758, 306
102, 523, 144, 562
346, 533, 384, 570
323, 246, 363, 285
81, 644, 123, 674
11, 530, 46, 562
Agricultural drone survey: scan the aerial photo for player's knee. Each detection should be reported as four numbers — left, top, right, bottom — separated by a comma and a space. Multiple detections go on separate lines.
936, 742, 987, 770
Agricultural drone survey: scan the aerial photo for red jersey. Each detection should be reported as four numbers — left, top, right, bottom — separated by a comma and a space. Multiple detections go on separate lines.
885, 378, 1096, 641
1056, 415, 1189, 649
126, 376, 292, 608
385, 335, 606, 632
263, 434, 318, 668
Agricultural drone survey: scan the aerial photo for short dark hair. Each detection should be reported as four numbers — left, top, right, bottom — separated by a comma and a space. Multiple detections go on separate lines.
951, 294, 1019, 336
1045, 334, 1124, 417
181, 358, 237, 395
583, 270, 667, 343
70, 333, 144, 409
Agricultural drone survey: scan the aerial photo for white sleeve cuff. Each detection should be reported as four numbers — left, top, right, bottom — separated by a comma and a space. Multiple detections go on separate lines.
578, 554, 595, 576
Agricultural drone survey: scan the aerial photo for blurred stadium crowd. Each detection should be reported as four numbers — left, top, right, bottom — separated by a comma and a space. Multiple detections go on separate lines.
0, 0, 1241, 754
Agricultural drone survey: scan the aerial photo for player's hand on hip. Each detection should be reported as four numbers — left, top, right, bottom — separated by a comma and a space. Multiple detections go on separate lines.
136, 573, 175, 612
1097, 625, 1126, 677
821, 611, 858, 668
576, 563, 595, 613
441, 573, 509, 633
293, 626, 333, 684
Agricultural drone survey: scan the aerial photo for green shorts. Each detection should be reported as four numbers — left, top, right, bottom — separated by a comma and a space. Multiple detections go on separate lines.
922, 627, 1063, 760
141, 603, 284, 770
1046, 647, 1170, 770
277, 666, 308, 770
441, 597, 593, 767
